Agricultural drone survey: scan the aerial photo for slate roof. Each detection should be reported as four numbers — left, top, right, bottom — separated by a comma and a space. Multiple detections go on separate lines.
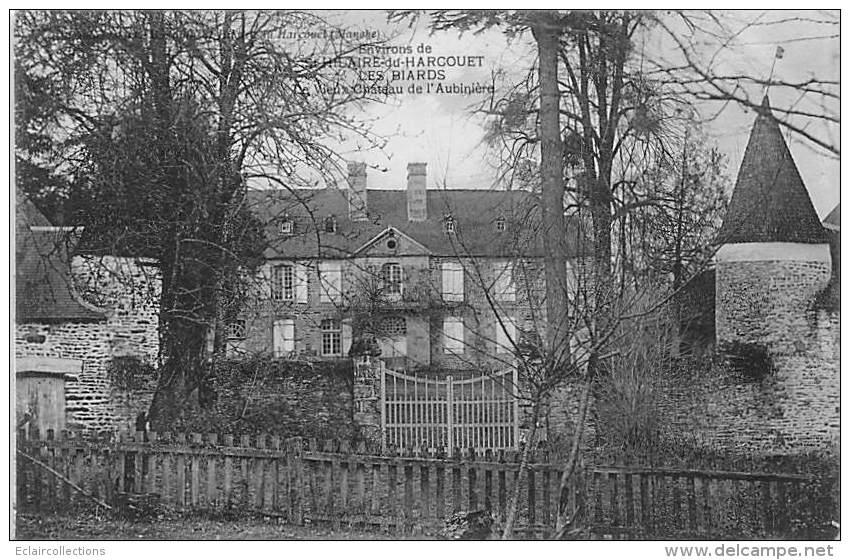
15, 193, 105, 322
248, 188, 588, 259
717, 96, 828, 245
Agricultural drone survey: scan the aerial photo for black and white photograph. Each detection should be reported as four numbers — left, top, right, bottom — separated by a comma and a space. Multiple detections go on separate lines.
9, 7, 841, 549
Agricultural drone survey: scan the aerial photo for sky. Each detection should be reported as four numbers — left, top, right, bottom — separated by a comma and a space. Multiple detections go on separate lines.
280, 10, 840, 219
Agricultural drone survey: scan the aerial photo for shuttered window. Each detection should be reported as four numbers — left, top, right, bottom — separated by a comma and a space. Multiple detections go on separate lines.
273, 319, 295, 357
319, 261, 343, 303
443, 317, 464, 354
494, 260, 515, 301
496, 316, 517, 354
442, 261, 464, 302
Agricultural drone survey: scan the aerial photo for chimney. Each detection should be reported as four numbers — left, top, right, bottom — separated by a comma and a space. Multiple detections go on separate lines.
406, 162, 427, 222
347, 162, 368, 221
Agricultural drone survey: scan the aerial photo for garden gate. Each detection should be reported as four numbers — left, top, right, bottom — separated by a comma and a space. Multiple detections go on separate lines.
381, 366, 519, 452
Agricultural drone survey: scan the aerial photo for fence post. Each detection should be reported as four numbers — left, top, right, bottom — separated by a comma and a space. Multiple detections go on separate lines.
380, 362, 387, 454
293, 437, 305, 525
446, 376, 454, 452
512, 368, 520, 448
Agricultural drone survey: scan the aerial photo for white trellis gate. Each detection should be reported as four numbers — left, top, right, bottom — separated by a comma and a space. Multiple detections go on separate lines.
380, 365, 520, 452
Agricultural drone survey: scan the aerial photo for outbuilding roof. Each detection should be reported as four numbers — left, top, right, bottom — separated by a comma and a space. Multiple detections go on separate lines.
15, 193, 105, 322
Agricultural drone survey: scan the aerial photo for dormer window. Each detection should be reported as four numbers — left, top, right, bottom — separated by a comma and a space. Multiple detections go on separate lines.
279, 217, 293, 235
496, 216, 506, 232
324, 215, 337, 233
444, 215, 455, 234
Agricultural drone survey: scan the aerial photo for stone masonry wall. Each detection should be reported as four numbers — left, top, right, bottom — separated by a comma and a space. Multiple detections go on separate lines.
688, 255, 840, 454
15, 256, 161, 433
717, 259, 831, 348
655, 309, 838, 454
197, 360, 355, 440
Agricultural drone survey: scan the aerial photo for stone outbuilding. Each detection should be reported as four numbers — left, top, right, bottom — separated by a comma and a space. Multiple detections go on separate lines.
15, 192, 160, 433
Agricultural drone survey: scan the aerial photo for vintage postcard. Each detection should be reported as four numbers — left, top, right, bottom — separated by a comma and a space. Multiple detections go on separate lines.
10, 8, 840, 550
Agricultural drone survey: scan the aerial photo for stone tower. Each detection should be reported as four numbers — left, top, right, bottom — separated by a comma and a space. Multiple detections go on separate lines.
715, 96, 831, 352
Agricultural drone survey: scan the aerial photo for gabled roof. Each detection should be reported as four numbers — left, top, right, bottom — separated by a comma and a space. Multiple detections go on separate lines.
248, 188, 588, 259
354, 226, 433, 256
15, 194, 105, 322
717, 96, 828, 245
823, 204, 840, 231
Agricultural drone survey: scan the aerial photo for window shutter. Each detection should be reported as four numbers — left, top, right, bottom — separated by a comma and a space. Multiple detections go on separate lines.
295, 262, 309, 303
273, 319, 296, 357
495, 260, 515, 301
443, 317, 464, 353
342, 319, 353, 356
442, 261, 464, 302
565, 260, 577, 299
320, 261, 342, 303
496, 316, 517, 354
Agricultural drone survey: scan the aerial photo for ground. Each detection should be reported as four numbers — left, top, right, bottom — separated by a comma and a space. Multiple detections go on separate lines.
15, 513, 434, 540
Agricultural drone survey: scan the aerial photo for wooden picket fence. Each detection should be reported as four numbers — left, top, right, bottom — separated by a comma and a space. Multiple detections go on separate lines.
16, 429, 816, 539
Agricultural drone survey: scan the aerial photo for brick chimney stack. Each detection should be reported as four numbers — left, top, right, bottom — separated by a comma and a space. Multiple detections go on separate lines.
406, 162, 427, 222
347, 162, 368, 221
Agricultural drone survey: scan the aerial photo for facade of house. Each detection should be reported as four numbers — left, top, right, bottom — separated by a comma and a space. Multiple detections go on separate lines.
14, 192, 159, 434
229, 162, 586, 375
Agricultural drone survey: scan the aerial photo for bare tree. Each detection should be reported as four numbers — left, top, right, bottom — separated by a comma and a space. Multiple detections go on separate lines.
14, 10, 390, 429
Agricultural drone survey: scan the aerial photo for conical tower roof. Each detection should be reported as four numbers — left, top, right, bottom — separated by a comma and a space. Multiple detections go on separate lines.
717, 96, 827, 245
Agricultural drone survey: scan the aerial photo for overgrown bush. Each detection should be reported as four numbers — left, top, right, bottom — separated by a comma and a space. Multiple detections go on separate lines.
107, 356, 156, 391
593, 318, 674, 457
719, 341, 774, 381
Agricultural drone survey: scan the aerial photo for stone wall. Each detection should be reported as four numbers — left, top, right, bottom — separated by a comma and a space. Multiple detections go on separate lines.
195, 359, 355, 440
716, 259, 831, 347
15, 256, 161, 433
709, 254, 837, 454
656, 309, 839, 455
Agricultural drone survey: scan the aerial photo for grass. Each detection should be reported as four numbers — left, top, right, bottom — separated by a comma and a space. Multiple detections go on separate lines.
15, 512, 435, 541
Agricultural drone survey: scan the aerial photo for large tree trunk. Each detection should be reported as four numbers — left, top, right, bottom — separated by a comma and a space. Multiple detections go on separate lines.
532, 13, 570, 363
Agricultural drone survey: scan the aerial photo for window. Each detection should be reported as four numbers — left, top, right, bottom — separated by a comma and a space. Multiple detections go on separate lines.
496, 216, 506, 232
381, 316, 407, 336
444, 215, 455, 234
441, 261, 464, 302
227, 319, 247, 340
321, 318, 342, 356
324, 215, 337, 233
319, 261, 342, 303
279, 218, 293, 235
379, 316, 407, 357
381, 262, 403, 296
273, 319, 295, 357
494, 260, 515, 301
271, 264, 294, 301
496, 316, 517, 354
443, 317, 464, 354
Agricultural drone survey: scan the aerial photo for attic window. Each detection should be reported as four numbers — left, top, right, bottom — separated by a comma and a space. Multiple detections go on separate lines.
280, 218, 293, 235
496, 216, 506, 232
444, 216, 455, 234
324, 215, 337, 233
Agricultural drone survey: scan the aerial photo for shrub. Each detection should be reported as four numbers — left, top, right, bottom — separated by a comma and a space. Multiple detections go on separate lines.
719, 341, 773, 381
107, 356, 156, 391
